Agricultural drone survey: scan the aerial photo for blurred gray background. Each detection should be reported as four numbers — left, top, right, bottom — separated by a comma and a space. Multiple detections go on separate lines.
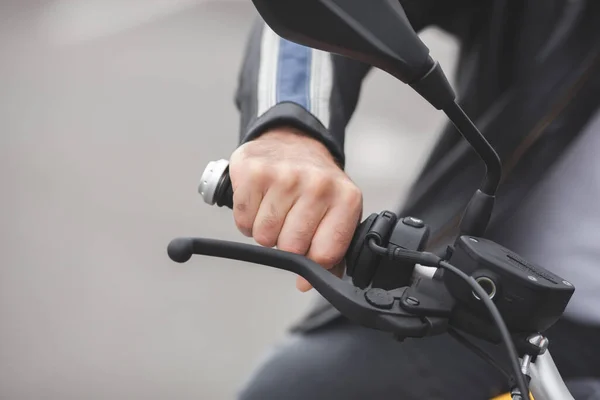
0, 1, 458, 398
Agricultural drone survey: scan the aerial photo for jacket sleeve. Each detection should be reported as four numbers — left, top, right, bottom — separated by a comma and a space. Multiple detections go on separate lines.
234, 1, 476, 169
233, 18, 369, 168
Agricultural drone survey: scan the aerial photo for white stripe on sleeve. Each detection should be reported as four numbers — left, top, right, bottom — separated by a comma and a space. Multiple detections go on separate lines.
257, 24, 280, 118
309, 49, 334, 129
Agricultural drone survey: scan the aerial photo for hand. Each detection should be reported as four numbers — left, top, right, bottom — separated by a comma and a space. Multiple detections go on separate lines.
229, 126, 363, 292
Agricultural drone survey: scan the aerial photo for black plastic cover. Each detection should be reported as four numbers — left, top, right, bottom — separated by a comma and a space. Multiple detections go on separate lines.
346, 211, 397, 289
370, 216, 430, 290
445, 236, 575, 334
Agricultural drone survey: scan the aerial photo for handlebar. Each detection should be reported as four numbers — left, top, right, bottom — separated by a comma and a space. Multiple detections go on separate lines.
168, 159, 578, 400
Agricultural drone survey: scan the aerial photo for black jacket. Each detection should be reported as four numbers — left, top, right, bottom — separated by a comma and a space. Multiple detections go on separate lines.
234, 0, 600, 333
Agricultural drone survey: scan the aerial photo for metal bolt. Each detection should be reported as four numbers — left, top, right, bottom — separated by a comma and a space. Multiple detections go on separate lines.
405, 297, 420, 306
528, 333, 549, 354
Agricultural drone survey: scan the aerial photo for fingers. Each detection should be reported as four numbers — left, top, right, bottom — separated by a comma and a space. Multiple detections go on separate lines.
232, 185, 263, 237
308, 188, 362, 268
299, 187, 362, 291
296, 275, 312, 292
276, 193, 329, 255
252, 174, 300, 248
296, 262, 345, 292
275, 177, 331, 292
231, 160, 268, 237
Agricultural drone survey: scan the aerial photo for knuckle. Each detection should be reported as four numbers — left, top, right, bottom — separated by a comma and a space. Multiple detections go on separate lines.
341, 182, 363, 208
231, 157, 270, 183
232, 194, 254, 235
229, 145, 246, 163
311, 249, 340, 267
253, 207, 282, 248
278, 232, 312, 255
306, 173, 333, 199
232, 191, 250, 214
246, 160, 269, 181
228, 148, 248, 179
277, 240, 308, 255
234, 216, 253, 236
274, 166, 300, 192
253, 230, 278, 248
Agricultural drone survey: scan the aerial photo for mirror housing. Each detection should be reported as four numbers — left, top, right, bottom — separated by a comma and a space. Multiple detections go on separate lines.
251, 0, 435, 84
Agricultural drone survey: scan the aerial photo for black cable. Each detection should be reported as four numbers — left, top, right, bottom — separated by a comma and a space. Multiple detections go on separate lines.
439, 260, 529, 398
368, 239, 440, 267
447, 327, 511, 381
367, 239, 390, 256
442, 101, 502, 195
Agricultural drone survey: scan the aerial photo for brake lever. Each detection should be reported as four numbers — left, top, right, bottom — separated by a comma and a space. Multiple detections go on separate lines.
168, 237, 449, 338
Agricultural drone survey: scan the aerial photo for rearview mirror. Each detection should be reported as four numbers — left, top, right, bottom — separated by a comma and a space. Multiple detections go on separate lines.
251, 0, 434, 83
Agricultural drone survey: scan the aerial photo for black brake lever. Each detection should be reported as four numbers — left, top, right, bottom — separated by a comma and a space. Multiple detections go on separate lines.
168, 237, 449, 338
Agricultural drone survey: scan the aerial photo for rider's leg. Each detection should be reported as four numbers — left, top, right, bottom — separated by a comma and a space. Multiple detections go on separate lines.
237, 317, 508, 400
237, 313, 600, 400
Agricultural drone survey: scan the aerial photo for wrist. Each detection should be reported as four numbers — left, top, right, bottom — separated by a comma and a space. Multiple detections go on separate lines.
238, 102, 346, 168
259, 126, 341, 166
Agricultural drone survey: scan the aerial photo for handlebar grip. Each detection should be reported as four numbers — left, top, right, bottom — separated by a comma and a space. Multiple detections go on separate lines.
198, 159, 233, 209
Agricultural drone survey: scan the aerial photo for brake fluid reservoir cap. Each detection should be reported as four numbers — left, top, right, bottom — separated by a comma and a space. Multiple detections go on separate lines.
198, 159, 229, 205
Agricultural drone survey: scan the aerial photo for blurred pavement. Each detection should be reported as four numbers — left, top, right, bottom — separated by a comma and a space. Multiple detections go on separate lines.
0, 1, 457, 399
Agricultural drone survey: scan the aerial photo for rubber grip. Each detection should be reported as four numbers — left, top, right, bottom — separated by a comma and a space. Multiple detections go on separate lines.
214, 169, 234, 209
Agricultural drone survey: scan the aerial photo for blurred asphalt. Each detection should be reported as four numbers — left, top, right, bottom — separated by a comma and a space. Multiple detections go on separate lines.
0, 1, 457, 398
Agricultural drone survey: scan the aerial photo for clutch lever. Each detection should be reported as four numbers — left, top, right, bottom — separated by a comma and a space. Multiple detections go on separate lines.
168, 237, 449, 338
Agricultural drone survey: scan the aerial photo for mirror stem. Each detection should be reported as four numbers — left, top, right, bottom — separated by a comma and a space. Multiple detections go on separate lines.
410, 59, 502, 237
442, 101, 502, 196
410, 60, 502, 194
443, 100, 501, 238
